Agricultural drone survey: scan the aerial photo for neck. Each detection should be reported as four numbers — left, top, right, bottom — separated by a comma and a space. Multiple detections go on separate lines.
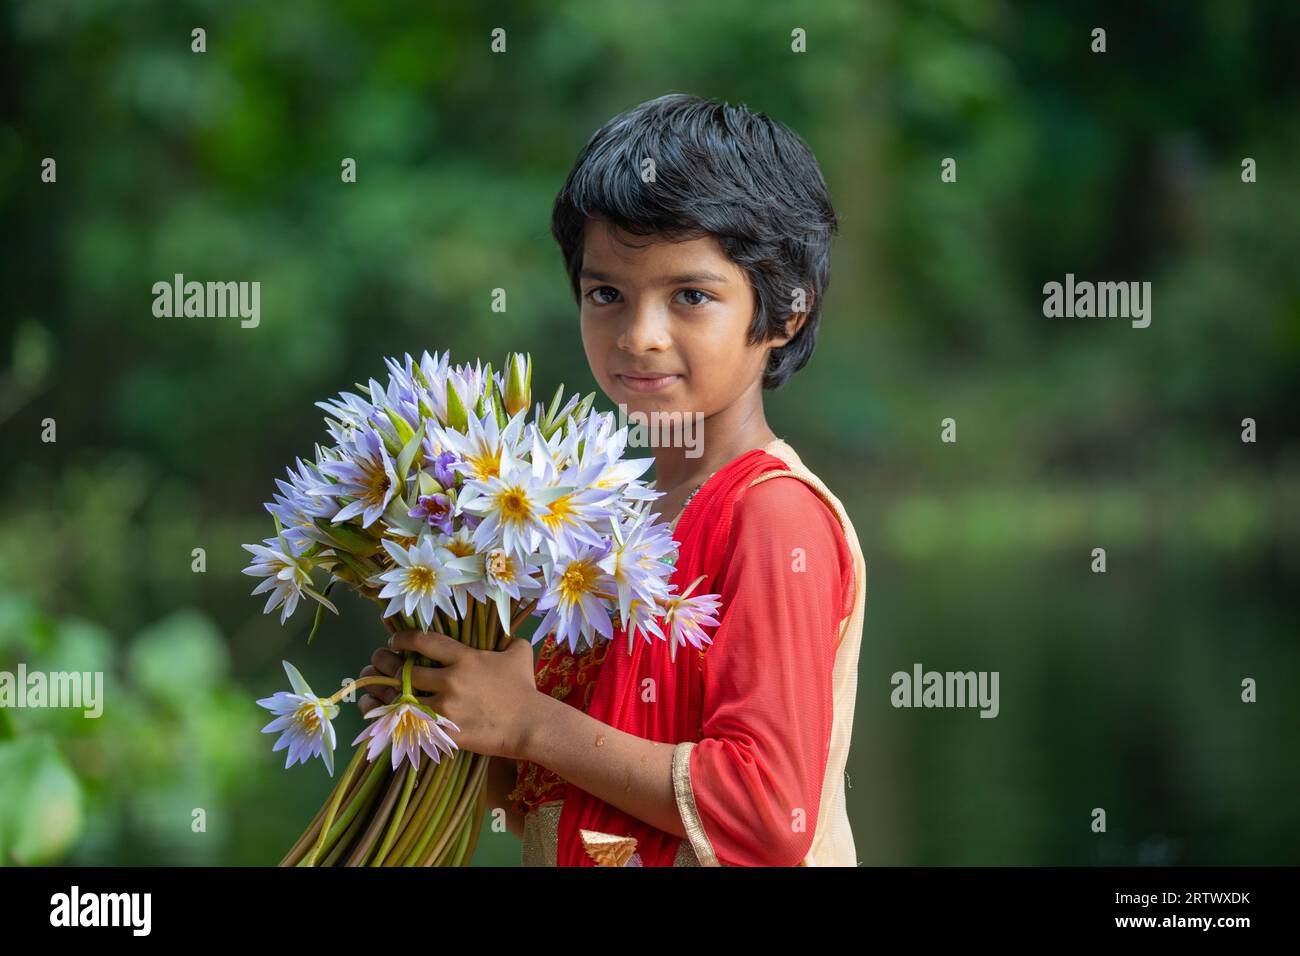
651, 382, 776, 491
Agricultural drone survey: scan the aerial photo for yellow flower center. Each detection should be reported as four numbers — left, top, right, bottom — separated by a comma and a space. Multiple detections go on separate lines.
466, 445, 501, 479
559, 560, 598, 604
446, 537, 476, 558
366, 463, 391, 503
497, 487, 532, 523
487, 551, 512, 579
541, 494, 573, 529
293, 700, 322, 734
407, 565, 437, 592
391, 707, 423, 750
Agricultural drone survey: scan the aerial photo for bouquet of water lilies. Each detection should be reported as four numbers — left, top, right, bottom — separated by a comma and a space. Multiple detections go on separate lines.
243, 350, 722, 866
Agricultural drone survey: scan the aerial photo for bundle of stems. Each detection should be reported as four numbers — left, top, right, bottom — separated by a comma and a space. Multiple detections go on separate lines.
280, 595, 535, 867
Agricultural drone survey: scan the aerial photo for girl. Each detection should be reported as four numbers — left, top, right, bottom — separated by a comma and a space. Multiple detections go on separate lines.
359, 93, 866, 867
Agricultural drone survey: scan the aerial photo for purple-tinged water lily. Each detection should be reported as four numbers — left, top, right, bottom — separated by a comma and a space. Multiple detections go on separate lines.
265, 457, 338, 549
311, 427, 400, 529
600, 506, 677, 641
409, 492, 454, 534
257, 661, 340, 775
660, 576, 723, 662
353, 697, 459, 770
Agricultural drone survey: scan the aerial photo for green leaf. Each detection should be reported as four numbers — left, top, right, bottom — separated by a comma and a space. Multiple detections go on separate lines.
0, 736, 84, 865
445, 379, 468, 431
382, 496, 423, 536
384, 406, 416, 447
334, 550, 379, 584
492, 381, 508, 430
395, 427, 424, 479
312, 517, 382, 557
543, 382, 564, 429
306, 583, 337, 646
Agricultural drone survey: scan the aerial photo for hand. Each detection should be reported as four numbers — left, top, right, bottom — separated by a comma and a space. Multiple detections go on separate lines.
363, 629, 540, 761
354, 659, 399, 716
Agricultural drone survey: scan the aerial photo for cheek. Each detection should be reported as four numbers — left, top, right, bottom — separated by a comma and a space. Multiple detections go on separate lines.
579, 315, 611, 382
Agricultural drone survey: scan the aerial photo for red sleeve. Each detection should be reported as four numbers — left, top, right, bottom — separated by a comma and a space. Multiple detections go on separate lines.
685, 475, 852, 866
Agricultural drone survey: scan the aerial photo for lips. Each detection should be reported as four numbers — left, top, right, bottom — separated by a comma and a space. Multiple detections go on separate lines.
615, 372, 682, 393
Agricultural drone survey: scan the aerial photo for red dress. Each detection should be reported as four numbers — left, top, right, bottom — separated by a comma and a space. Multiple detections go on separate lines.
510, 447, 854, 866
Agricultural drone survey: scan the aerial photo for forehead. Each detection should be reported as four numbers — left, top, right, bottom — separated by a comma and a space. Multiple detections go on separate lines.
579, 219, 739, 284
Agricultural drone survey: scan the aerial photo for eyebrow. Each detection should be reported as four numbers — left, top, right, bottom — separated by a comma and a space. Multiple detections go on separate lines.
578, 268, 731, 286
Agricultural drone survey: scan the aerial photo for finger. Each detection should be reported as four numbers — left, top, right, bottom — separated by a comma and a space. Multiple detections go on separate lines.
370, 647, 403, 675
358, 694, 379, 715
389, 629, 464, 663
407, 662, 449, 695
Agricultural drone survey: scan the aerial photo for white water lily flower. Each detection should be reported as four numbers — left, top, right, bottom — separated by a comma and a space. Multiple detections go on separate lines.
257, 661, 340, 775
447, 548, 543, 634
371, 536, 474, 631
241, 536, 335, 624
457, 457, 570, 562
430, 406, 528, 483
534, 544, 617, 653
599, 506, 677, 639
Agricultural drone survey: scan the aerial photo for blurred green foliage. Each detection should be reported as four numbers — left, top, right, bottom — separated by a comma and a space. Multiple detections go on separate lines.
0, 0, 1297, 864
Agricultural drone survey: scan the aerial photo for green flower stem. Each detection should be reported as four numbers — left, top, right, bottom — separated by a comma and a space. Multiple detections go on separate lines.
312, 749, 393, 860
401, 655, 415, 697
452, 780, 488, 867
461, 600, 475, 648
446, 806, 476, 867
304, 740, 366, 866
345, 752, 409, 866
327, 674, 401, 704
371, 760, 419, 866
403, 749, 473, 866
510, 599, 538, 634
419, 751, 487, 865
488, 608, 503, 650
386, 745, 455, 865
320, 770, 386, 866
426, 753, 489, 865
280, 744, 368, 866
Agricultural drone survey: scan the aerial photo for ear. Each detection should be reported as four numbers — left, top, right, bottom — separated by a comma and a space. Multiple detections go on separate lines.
771, 310, 809, 349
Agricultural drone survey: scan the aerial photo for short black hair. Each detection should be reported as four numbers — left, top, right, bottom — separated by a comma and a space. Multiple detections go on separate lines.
551, 92, 839, 390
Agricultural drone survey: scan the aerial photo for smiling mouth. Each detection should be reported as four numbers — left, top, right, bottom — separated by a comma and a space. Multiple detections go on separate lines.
615, 373, 682, 393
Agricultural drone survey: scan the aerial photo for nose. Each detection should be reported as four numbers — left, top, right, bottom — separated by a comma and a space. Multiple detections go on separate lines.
616, 298, 672, 354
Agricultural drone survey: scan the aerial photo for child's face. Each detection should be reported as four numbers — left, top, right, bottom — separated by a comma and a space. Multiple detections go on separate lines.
577, 219, 772, 420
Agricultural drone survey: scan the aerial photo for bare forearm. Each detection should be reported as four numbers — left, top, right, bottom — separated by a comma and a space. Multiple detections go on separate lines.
485, 755, 526, 839
516, 692, 686, 839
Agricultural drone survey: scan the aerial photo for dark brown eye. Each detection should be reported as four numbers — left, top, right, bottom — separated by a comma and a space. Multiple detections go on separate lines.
676, 289, 713, 306
586, 287, 619, 305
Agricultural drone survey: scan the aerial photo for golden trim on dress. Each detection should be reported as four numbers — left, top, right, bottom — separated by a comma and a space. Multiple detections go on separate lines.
521, 800, 703, 867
